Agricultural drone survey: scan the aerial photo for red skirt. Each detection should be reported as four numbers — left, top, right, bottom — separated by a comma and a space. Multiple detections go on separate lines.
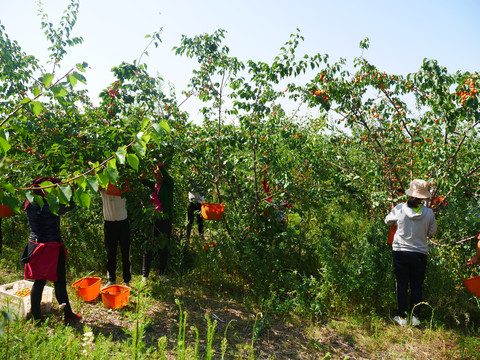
24, 241, 67, 282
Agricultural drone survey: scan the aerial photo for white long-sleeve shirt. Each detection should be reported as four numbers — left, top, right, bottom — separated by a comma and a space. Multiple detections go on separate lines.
100, 189, 128, 221
385, 203, 437, 255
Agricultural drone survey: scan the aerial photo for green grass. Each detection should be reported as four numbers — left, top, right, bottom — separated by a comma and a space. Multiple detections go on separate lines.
1, 270, 480, 359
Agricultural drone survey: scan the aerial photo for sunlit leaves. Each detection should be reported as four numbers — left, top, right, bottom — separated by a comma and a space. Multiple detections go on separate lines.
76, 62, 88, 72
115, 147, 126, 164
67, 73, 78, 87
58, 184, 73, 204
31, 101, 44, 116
159, 119, 171, 133
105, 166, 119, 183
73, 188, 91, 209
50, 85, 67, 98
41, 73, 54, 88
0, 131, 11, 154
127, 153, 139, 170
132, 141, 146, 158
85, 176, 99, 193
96, 172, 109, 188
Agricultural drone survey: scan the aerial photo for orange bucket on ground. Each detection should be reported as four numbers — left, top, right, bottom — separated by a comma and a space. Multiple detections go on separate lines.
388, 225, 397, 246
101, 285, 130, 309
201, 203, 225, 221
462, 276, 480, 297
72, 276, 101, 302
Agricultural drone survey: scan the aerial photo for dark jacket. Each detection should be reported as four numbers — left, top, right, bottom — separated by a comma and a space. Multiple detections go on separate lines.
21, 200, 74, 263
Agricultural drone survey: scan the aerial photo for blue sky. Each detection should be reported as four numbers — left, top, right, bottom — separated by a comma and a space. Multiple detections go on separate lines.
1, 0, 479, 111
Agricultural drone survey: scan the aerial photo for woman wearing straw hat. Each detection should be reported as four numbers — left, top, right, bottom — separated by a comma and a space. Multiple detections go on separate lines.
385, 179, 437, 326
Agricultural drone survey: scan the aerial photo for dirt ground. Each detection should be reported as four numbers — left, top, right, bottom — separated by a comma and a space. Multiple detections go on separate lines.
62, 278, 461, 360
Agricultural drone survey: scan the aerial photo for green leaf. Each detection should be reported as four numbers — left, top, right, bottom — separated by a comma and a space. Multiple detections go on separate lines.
25, 191, 35, 205
133, 141, 146, 157
42, 73, 54, 87
74, 189, 91, 209
33, 194, 44, 210
115, 148, 126, 164
72, 71, 87, 84
106, 167, 119, 183
31, 101, 44, 116
85, 176, 99, 193
141, 117, 150, 130
152, 122, 162, 136
0, 182, 15, 195
67, 74, 78, 87
76, 62, 88, 72
75, 176, 86, 190
21, 97, 32, 104
38, 181, 54, 193
51, 85, 67, 98
160, 119, 171, 133
107, 158, 117, 170
58, 185, 73, 204
136, 131, 145, 143
33, 86, 42, 97
45, 194, 60, 215
127, 153, 139, 170
96, 173, 109, 188
0, 136, 11, 154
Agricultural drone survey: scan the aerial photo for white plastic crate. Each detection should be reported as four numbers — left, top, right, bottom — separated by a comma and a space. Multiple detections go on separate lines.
0, 280, 53, 318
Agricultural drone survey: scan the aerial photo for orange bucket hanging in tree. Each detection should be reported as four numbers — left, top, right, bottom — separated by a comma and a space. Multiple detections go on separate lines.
201, 203, 225, 221
388, 225, 397, 245
105, 181, 130, 196
0, 204, 14, 218
462, 276, 480, 297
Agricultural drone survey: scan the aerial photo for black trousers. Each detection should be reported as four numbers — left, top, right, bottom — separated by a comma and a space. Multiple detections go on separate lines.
393, 250, 427, 317
143, 218, 172, 277
31, 248, 73, 320
104, 219, 131, 283
186, 202, 203, 239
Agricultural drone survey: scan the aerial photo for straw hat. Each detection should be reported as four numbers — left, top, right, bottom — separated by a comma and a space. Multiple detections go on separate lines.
405, 179, 432, 199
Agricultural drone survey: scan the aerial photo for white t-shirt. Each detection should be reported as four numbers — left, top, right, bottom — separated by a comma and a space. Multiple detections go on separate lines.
100, 189, 128, 221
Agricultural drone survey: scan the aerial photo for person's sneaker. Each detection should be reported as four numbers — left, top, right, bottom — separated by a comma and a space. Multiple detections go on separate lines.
141, 276, 148, 282
124, 282, 130, 287
393, 316, 407, 326
105, 281, 116, 287
64, 313, 82, 323
411, 315, 421, 326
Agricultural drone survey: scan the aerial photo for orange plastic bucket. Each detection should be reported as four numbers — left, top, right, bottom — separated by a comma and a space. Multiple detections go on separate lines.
388, 225, 397, 246
72, 276, 101, 302
106, 182, 130, 196
201, 203, 225, 221
101, 285, 130, 309
0, 204, 14, 218
462, 276, 480, 297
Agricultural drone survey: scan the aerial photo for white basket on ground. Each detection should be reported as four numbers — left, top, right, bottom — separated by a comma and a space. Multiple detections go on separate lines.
0, 280, 53, 319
